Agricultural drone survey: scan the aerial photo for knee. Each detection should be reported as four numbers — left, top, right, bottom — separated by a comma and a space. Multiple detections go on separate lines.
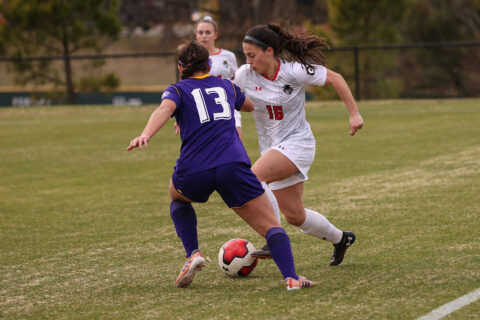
283, 210, 305, 227
170, 200, 192, 212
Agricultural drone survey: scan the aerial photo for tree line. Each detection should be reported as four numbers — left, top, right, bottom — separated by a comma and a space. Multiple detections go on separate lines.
0, 0, 479, 103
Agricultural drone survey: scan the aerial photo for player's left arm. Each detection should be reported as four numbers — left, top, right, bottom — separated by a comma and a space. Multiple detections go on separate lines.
324, 69, 364, 136
126, 99, 177, 151
228, 52, 239, 79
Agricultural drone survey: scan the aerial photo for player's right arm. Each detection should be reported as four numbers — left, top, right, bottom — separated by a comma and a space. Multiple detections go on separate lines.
233, 64, 248, 91
231, 79, 254, 112
126, 99, 177, 151
240, 96, 254, 112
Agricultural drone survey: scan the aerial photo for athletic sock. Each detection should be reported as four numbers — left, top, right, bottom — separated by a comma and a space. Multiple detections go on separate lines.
261, 182, 281, 225
299, 208, 343, 244
266, 227, 297, 280
170, 200, 199, 257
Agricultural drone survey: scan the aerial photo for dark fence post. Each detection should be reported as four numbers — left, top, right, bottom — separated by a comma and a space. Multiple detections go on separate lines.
353, 46, 360, 101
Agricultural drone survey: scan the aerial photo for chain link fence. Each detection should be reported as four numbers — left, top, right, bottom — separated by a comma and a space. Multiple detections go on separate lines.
0, 40, 479, 106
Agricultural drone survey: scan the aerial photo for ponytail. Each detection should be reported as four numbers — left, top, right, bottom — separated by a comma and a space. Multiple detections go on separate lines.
244, 24, 329, 67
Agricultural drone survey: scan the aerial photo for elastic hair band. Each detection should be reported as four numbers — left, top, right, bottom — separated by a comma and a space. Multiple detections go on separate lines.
244, 35, 269, 48
179, 58, 211, 68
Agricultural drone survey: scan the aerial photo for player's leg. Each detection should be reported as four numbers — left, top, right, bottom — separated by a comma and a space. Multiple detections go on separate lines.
274, 183, 355, 266
274, 183, 342, 242
250, 149, 293, 258
251, 145, 356, 265
169, 170, 215, 287
261, 181, 281, 224
169, 179, 200, 258
216, 162, 313, 290
251, 148, 299, 183
232, 195, 313, 290
250, 181, 281, 259
251, 149, 285, 222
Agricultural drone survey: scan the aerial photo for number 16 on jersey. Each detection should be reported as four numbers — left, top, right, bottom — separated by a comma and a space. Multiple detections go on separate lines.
266, 105, 284, 120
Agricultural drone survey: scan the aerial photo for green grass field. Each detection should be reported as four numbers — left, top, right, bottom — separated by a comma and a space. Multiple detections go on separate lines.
1, 99, 479, 319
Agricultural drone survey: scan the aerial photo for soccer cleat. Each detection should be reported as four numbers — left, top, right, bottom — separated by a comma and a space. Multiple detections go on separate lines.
329, 231, 356, 266
250, 244, 272, 259
175, 249, 205, 288
285, 276, 314, 291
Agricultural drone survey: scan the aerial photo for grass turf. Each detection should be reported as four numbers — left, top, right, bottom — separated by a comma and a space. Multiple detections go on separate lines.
1, 99, 479, 319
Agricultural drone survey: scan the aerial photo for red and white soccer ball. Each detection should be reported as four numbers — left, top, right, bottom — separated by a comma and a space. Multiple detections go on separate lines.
218, 238, 258, 277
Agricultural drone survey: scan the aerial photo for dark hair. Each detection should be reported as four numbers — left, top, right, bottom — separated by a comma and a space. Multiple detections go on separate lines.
177, 41, 210, 79
244, 24, 329, 67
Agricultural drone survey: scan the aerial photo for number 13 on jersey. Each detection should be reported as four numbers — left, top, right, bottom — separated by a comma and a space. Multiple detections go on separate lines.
191, 87, 231, 123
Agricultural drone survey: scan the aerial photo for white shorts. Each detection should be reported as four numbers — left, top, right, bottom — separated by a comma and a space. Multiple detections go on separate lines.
234, 109, 242, 127
266, 140, 316, 190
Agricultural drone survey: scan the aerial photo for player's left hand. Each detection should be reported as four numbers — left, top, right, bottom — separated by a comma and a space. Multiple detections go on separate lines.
126, 135, 150, 151
349, 113, 363, 136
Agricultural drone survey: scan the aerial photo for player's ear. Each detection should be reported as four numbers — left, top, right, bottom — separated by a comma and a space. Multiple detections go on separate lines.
214, 32, 218, 41
266, 47, 274, 57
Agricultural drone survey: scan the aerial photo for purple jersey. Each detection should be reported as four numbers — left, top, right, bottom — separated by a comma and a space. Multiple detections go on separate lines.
162, 75, 250, 175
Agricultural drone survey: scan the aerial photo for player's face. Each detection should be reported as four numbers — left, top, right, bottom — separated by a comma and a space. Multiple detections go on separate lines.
243, 42, 274, 75
196, 22, 217, 49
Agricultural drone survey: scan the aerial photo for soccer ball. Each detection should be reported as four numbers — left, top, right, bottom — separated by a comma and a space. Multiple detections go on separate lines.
218, 238, 258, 277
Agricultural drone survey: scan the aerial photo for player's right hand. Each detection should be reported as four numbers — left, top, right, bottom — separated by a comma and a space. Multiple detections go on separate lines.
174, 121, 180, 135
126, 135, 150, 151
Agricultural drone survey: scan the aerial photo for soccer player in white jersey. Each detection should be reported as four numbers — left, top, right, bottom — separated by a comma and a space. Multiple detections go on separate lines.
194, 16, 243, 139
234, 24, 364, 266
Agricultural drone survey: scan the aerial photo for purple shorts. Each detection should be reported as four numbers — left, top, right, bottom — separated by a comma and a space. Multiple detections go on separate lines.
171, 162, 264, 208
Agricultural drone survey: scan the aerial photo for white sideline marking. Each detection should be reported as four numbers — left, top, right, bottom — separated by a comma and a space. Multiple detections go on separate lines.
416, 287, 480, 320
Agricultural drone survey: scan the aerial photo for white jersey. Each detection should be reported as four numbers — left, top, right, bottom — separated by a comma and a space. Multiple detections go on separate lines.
209, 49, 238, 80
234, 60, 327, 153
209, 49, 242, 128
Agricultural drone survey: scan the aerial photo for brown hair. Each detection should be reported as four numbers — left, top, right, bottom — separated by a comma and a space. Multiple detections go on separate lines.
194, 16, 218, 34
244, 24, 329, 68
177, 41, 210, 79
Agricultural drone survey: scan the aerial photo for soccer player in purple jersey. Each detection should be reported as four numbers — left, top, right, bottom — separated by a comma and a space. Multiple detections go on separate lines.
126, 41, 313, 291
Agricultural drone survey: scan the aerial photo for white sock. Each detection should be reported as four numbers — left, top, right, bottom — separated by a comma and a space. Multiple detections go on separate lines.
299, 208, 343, 244
261, 182, 281, 225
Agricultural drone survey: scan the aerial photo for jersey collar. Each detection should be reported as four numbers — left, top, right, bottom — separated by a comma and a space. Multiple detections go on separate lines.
210, 48, 222, 56
261, 59, 281, 81
190, 74, 211, 79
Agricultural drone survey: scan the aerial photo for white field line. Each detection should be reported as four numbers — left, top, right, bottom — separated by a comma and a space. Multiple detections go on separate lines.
416, 287, 480, 320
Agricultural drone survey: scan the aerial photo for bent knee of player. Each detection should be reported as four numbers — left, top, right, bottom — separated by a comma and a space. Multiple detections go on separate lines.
283, 209, 306, 227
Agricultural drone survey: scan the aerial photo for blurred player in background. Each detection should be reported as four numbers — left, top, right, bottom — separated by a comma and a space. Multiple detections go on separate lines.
127, 41, 314, 291
234, 24, 363, 266
194, 16, 243, 140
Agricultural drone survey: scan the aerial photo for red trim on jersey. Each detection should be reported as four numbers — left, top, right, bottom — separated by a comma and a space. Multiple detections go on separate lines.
261, 59, 281, 81
209, 48, 222, 56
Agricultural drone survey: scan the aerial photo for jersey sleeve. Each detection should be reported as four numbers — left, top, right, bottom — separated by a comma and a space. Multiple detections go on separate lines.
292, 63, 328, 86
232, 83, 246, 110
233, 64, 249, 91
161, 85, 181, 116
227, 51, 238, 79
